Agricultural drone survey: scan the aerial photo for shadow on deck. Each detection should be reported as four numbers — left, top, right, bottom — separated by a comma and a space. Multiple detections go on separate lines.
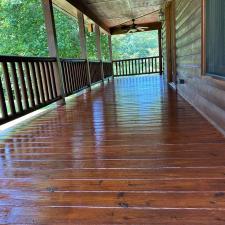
1, 75, 225, 224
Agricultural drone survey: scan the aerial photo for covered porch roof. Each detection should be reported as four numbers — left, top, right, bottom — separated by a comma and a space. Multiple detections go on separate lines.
56, 0, 164, 34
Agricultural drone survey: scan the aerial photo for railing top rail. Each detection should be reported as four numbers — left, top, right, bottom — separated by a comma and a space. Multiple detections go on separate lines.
0, 55, 57, 62
89, 60, 101, 63
113, 56, 160, 62
60, 58, 87, 63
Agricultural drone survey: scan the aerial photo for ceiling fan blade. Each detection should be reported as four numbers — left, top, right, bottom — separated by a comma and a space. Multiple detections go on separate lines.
137, 27, 148, 32
127, 29, 137, 33
138, 26, 149, 29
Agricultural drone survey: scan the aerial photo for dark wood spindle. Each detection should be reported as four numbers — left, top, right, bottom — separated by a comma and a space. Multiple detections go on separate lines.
44, 62, 53, 100
30, 62, 41, 105
10, 62, 23, 113
35, 62, 45, 103
2, 62, 16, 115
24, 62, 35, 107
0, 76, 8, 119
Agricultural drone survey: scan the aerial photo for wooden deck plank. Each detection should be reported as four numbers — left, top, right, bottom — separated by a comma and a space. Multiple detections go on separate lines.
0, 75, 225, 224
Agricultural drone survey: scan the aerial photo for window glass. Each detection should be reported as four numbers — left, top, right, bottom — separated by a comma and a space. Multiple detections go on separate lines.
206, 0, 225, 76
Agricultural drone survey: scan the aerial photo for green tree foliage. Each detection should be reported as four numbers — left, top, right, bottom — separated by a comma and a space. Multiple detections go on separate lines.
86, 27, 97, 60
0, 0, 48, 56
112, 31, 159, 60
100, 33, 110, 61
53, 7, 81, 58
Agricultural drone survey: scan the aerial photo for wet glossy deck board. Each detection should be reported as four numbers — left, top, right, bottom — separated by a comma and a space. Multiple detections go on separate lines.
1, 75, 225, 224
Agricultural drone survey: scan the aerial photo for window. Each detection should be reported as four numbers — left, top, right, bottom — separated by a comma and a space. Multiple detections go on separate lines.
206, 0, 225, 77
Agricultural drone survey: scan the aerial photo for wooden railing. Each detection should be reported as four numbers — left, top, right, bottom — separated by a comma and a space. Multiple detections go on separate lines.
0, 56, 113, 125
113, 56, 162, 76
103, 61, 113, 78
0, 56, 61, 124
61, 59, 89, 96
89, 61, 102, 84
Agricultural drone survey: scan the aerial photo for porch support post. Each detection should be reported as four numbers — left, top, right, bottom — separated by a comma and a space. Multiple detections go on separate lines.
108, 34, 113, 62
158, 28, 163, 75
95, 25, 104, 81
108, 34, 114, 77
77, 10, 92, 87
42, 0, 65, 105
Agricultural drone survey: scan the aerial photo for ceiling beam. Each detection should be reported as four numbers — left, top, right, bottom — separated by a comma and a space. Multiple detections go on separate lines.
66, 0, 110, 33
110, 22, 162, 35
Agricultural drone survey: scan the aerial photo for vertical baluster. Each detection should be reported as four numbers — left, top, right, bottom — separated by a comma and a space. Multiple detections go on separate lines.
145, 58, 147, 73
17, 61, 29, 110
48, 62, 57, 99
81, 62, 84, 87
126, 60, 128, 75
62, 62, 68, 95
129, 60, 131, 75
69, 62, 75, 92
74, 63, 78, 91
30, 62, 40, 105
132, 60, 134, 75
137, 59, 139, 74
34, 62, 45, 103
81, 62, 85, 87
65, 62, 72, 94
24, 61, 35, 107
71, 62, 76, 91
10, 62, 23, 113
44, 62, 53, 100
68, 62, 74, 93
79, 62, 84, 88
155, 57, 157, 73
129, 60, 132, 75
2, 62, 16, 115
99, 62, 101, 81
151, 57, 154, 73
76, 62, 81, 89
118, 62, 121, 76
80, 62, 84, 88
0, 72, 8, 119
120, 61, 121, 76
40, 61, 50, 102
77, 62, 81, 89
115, 62, 118, 76
73, 62, 78, 91
82, 63, 86, 87
148, 58, 151, 74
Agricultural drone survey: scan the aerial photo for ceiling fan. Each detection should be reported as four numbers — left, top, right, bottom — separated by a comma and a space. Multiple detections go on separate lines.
122, 19, 149, 33
114, 9, 161, 34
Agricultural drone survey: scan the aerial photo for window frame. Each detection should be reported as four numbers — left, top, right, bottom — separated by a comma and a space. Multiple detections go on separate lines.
202, 0, 225, 79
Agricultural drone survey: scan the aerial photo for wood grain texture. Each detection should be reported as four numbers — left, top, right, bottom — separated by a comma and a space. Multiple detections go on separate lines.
1, 75, 225, 224
175, 0, 225, 134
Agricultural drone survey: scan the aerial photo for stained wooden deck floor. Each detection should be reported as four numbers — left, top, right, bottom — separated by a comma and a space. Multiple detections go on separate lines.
1, 75, 225, 224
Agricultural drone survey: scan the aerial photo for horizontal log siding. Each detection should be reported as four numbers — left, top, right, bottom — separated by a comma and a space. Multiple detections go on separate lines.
176, 0, 201, 78
175, 0, 225, 134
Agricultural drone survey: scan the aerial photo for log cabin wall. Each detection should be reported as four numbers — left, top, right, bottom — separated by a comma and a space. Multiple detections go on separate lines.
174, 0, 225, 134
